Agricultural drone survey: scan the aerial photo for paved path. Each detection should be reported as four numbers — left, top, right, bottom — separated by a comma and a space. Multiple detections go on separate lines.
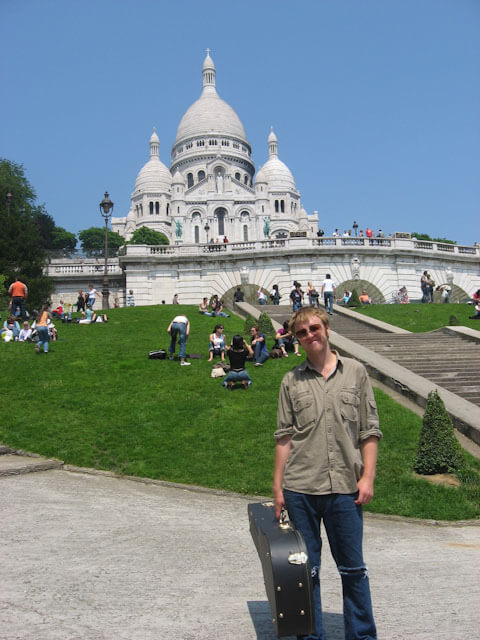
1, 466, 479, 640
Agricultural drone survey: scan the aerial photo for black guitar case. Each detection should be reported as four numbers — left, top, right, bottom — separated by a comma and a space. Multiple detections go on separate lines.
248, 501, 315, 638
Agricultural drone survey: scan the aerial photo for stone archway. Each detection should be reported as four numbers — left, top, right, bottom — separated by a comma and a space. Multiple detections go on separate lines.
337, 279, 386, 304
432, 283, 469, 304
221, 283, 270, 308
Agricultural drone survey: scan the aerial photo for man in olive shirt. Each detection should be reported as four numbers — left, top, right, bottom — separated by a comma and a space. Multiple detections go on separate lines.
273, 307, 382, 640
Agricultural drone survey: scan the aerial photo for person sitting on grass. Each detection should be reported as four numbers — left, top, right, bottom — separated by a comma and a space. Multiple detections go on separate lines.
211, 295, 230, 317
359, 291, 372, 304
469, 301, 480, 320
208, 324, 226, 362
275, 321, 302, 358
78, 305, 108, 324
18, 321, 32, 342
1, 315, 21, 341
199, 297, 213, 316
222, 334, 254, 390
250, 325, 269, 366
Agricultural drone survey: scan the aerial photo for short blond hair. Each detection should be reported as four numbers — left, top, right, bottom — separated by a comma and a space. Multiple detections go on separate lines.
288, 306, 330, 335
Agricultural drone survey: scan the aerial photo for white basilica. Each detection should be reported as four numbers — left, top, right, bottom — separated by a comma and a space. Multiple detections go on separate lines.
111, 51, 318, 244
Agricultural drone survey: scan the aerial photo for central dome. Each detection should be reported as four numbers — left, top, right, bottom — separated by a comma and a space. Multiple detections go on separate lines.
174, 51, 248, 145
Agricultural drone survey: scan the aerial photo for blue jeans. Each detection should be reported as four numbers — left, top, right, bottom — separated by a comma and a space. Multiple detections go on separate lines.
88, 297, 96, 309
169, 322, 187, 358
259, 298, 266, 305
293, 301, 302, 311
253, 342, 269, 364
222, 370, 252, 386
37, 326, 49, 353
324, 291, 334, 314
284, 490, 376, 640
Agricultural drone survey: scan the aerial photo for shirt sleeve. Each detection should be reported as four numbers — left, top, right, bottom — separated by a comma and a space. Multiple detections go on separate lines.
359, 368, 383, 441
275, 375, 295, 440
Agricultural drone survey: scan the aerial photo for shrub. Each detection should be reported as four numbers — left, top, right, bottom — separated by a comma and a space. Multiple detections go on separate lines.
258, 312, 275, 337
413, 390, 463, 475
243, 314, 257, 334
347, 289, 361, 307
448, 314, 459, 326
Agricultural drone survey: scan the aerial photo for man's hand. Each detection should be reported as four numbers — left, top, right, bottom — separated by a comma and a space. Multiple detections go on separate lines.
355, 476, 374, 504
273, 488, 285, 520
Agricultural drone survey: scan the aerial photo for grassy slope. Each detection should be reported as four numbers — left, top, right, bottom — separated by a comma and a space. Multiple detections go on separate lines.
1, 305, 479, 520
353, 302, 480, 332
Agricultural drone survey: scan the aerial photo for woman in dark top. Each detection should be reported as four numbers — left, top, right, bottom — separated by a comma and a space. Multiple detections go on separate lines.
222, 334, 254, 389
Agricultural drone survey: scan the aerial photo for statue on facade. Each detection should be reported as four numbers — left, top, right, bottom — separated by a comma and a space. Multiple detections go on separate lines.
263, 217, 271, 238
175, 220, 183, 238
215, 173, 224, 193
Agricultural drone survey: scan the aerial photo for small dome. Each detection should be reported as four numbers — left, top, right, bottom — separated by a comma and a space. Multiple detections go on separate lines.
134, 157, 172, 194
255, 167, 267, 183
257, 157, 296, 191
150, 128, 159, 143
267, 127, 277, 143
202, 49, 215, 71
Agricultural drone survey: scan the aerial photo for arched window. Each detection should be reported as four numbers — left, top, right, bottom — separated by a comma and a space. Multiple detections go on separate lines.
198, 170, 205, 182
194, 226, 200, 243
275, 200, 279, 213
244, 175, 249, 185
235, 172, 241, 181
215, 208, 226, 236
149, 201, 154, 215
155, 202, 159, 215
166, 203, 169, 216
281, 200, 285, 213
243, 225, 248, 241
187, 173, 194, 188
140, 204, 143, 215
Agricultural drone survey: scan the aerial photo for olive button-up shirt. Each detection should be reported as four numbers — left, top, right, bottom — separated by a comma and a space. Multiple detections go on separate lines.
275, 354, 382, 495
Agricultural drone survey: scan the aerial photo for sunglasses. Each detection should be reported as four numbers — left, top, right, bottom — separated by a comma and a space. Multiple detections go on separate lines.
295, 324, 324, 339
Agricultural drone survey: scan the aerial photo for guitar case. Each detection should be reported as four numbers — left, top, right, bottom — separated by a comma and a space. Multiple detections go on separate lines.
248, 501, 315, 638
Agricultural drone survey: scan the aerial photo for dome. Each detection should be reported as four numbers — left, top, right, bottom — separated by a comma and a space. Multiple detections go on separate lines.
134, 157, 172, 194
172, 170, 184, 185
134, 130, 172, 194
174, 52, 248, 145
257, 157, 296, 191
256, 128, 296, 191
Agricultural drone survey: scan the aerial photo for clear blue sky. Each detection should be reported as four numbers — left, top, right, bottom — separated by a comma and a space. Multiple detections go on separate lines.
1, 0, 478, 245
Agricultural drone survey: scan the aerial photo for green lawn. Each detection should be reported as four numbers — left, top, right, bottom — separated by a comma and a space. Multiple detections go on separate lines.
353, 302, 480, 332
1, 305, 479, 520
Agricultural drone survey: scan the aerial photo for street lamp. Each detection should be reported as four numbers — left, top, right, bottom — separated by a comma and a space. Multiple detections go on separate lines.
99, 191, 114, 309
6, 191, 12, 217
204, 222, 210, 243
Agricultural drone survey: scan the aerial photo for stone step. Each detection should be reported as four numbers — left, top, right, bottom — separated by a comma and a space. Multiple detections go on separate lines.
0, 453, 63, 477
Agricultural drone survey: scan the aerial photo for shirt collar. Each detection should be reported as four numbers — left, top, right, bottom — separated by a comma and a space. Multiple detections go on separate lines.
299, 350, 344, 374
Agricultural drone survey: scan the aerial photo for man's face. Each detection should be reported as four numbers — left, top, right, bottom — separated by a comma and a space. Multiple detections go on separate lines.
294, 315, 330, 356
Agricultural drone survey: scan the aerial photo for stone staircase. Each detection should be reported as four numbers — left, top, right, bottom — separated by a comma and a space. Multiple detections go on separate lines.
264, 305, 480, 407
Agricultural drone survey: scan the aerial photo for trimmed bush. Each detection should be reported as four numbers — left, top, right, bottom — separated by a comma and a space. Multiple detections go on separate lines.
243, 314, 257, 335
258, 312, 275, 337
347, 289, 361, 307
413, 390, 463, 475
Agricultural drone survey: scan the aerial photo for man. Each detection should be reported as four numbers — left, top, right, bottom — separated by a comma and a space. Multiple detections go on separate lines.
167, 315, 191, 366
8, 277, 28, 320
273, 306, 382, 640
233, 287, 244, 303
321, 274, 335, 315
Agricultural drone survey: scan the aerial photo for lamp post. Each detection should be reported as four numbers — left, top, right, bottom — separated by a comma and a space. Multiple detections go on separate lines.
204, 222, 210, 243
6, 191, 12, 218
99, 191, 114, 309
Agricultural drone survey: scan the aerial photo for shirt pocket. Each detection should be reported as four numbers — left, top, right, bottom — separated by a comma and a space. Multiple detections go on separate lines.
292, 392, 316, 430
340, 389, 360, 423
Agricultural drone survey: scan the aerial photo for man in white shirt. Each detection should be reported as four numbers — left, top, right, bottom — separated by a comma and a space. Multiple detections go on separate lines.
321, 274, 336, 315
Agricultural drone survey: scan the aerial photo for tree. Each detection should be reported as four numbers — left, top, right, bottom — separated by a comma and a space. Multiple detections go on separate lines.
411, 232, 456, 245
413, 390, 463, 475
78, 227, 125, 257
0, 158, 54, 309
32, 210, 77, 255
128, 226, 169, 245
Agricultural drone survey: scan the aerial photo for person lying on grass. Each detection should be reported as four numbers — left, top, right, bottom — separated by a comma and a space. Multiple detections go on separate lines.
222, 334, 254, 390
